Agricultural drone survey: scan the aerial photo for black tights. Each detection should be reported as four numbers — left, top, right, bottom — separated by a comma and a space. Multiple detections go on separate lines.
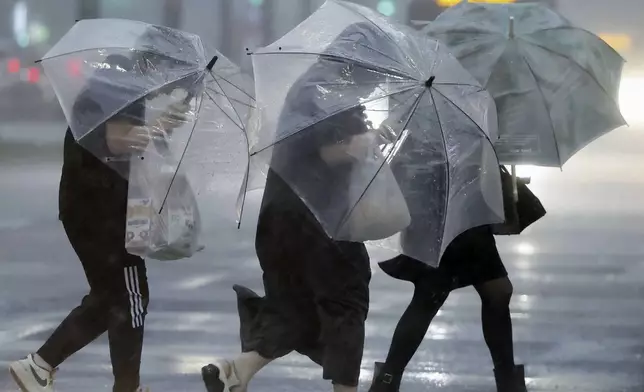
383, 276, 515, 374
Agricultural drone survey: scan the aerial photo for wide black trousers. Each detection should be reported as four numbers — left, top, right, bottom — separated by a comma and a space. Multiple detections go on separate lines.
236, 208, 371, 387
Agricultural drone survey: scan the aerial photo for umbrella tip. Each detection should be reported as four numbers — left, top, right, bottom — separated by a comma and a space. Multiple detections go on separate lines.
206, 55, 218, 71
425, 76, 436, 88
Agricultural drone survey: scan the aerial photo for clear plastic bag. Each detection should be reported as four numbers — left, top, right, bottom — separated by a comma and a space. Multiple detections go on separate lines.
339, 140, 411, 242
125, 157, 202, 261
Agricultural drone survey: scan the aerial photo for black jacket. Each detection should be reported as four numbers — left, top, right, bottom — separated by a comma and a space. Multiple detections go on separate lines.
59, 93, 145, 229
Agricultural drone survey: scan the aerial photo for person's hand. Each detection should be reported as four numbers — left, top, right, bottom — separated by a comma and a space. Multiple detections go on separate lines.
345, 133, 375, 160
157, 101, 192, 130
106, 123, 155, 155
126, 126, 155, 152
320, 132, 375, 164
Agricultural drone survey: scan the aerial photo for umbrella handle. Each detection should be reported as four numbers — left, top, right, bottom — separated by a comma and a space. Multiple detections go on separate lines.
509, 17, 515, 39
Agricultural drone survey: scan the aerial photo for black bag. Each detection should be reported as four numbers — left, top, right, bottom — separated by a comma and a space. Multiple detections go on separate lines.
492, 166, 546, 235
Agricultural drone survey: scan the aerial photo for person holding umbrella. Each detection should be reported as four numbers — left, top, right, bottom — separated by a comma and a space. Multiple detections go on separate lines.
8, 22, 200, 392
368, 174, 541, 392
367, 58, 538, 392
202, 1, 512, 391
201, 23, 380, 392
370, 1, 629, 390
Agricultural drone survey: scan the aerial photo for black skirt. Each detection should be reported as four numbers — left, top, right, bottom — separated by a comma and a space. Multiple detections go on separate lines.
379, 225, 507, 291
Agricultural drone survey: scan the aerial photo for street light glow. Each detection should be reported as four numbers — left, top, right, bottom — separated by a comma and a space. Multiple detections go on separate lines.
377, 0, 396, 16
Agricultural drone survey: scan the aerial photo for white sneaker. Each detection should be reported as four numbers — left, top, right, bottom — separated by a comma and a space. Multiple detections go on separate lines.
9, 354, 55, 392
135, 387, 150, 392
201, 361, 241, 392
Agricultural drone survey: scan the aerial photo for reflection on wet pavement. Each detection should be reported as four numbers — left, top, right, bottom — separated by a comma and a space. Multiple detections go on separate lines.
1, 124, 643, 391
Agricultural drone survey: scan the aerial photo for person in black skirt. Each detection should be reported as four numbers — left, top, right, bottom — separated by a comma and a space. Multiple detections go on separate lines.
369, 226, 524, 392
368, 161, 544, 392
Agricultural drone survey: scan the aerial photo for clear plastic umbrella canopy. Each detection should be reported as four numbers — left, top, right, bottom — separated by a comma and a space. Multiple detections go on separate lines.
244, 0, 504, 266
39, 18, 255, 211
425, 2, 626, 167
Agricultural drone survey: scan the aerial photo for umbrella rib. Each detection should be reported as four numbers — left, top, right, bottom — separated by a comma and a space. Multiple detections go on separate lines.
525, 26, 624, 59
209, 71, 248, 131
204, 87, 255, 108
350, 41, 409, 72
203, 88, 246, 132
337, 0, 415, 73
515, 50, 563, 167
309, 80, 414, 87
250, 84, 421, 156
517, 37, 623, 109
432, 35, 500, 63
209, 72, 257, 103
236, 132, 253, 229
428, 88, 450, 258
431, 87, 497, 151
158, 90, 207, 214
449, 40, 505, 73
435, 82, 484, 89
252, 51, 415, 81
422, 25, 500, 37
336, 88, 426, 236
160, 86, 252, 216
75, 70, 203, 144
386, 88, 428, 115
427, 47, 440, 82
40, 47, 202, 66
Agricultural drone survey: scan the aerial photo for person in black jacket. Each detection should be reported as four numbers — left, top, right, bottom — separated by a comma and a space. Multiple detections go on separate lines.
201, 22, 395, 392
9, 52, 190, 392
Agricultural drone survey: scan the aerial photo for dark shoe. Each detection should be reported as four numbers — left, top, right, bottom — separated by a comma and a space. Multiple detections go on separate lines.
494, 364, 527, 392
369, 362, 401, 392
378, 256, 430, 283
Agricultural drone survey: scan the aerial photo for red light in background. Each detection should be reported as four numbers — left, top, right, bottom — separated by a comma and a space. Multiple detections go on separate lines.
67, 58, 82, 76
27, 67, 40, 83
7, 58, 21, 73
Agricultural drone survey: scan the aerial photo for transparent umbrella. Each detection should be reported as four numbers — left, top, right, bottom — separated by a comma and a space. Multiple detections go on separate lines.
38, 18, 255, 210
242, 0, 504, 266
424, 2, 626, 168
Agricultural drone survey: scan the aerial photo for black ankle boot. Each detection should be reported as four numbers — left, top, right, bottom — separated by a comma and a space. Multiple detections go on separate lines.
494, 364, 527, 392
369, 362, 401, 392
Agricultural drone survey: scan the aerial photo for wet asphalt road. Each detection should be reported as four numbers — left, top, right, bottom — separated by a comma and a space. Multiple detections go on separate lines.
1, 123, 644, 392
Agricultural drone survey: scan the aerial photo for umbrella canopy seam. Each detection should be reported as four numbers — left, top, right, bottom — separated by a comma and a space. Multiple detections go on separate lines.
75, 70, 204, 144
250, 84, 421, 157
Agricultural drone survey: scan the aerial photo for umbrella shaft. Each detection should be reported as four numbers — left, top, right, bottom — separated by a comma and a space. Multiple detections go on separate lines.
511, 164, 518, 202
509, 17, 515, 39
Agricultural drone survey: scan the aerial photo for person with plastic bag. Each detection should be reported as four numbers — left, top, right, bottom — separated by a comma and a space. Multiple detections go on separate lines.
9, 52, 190, 392
200, 24, 386, 392
369, 157, 545, 391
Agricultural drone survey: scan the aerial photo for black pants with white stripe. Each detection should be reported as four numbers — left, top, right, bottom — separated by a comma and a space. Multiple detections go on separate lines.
38, 218, 149, 392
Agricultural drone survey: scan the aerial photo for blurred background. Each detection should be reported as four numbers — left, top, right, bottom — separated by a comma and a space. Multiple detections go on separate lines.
1, 1, 644, 391
2, 0, 644, 136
